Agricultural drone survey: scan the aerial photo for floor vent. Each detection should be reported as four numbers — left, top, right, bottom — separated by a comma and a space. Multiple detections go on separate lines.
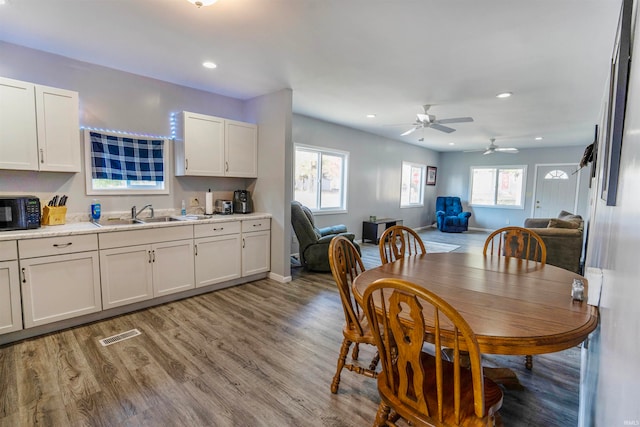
99, 329, 142, 347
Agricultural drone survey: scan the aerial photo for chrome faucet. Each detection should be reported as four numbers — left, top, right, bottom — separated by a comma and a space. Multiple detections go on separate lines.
131, 204, 154, 219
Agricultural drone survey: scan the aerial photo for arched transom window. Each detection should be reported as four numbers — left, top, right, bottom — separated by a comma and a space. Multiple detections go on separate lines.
544, 169, 569, 180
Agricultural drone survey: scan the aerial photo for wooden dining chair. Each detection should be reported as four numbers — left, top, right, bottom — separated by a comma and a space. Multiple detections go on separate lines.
328, 236, 379, 394
362, 278, 503, 427
483, 226, 547, 264
378, 225, 426, 264
483, 226, 547, 370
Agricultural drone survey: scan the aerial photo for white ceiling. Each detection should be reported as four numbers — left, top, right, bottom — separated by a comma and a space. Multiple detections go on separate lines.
0, 0, 622, 152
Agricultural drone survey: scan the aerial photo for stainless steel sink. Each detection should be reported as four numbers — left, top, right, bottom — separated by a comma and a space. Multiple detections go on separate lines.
138, 216, 181, 223
93, 218, 144, 227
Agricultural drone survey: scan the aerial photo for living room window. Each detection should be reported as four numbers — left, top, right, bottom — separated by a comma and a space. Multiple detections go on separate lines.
400, 161, 425, 208
84, 129, 169, 195
294, 144, 348, 213
469, 165, 526, 208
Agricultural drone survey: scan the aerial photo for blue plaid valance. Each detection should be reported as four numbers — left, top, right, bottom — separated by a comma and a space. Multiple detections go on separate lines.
90, 131, 164, 182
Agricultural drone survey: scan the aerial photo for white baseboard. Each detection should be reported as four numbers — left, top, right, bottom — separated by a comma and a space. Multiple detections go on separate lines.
269, 271, 291, 283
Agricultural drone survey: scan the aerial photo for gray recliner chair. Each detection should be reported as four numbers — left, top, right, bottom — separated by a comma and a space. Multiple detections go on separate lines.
291, 201, 360, 272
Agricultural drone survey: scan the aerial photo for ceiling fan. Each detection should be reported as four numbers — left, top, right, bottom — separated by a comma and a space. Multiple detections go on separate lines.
465, 138, 519, 155
401, 105, 474, 136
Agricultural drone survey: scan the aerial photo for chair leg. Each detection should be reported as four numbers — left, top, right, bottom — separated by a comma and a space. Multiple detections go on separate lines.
352, 342, 360, 360
369, 351, 380, 371
525, 355, 533, 370
374, 402, 391, 427
331, 338, 352, 393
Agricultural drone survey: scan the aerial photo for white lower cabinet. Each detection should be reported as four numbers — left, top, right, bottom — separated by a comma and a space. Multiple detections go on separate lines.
241, 219, 271, 276
194, 221, 242, 288
19, 234, 101, 328
0, 241, 22, 335
99, 226, 195, 309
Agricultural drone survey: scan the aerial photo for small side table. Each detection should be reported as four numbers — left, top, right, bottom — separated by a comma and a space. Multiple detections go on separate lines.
362, 218, 403, 244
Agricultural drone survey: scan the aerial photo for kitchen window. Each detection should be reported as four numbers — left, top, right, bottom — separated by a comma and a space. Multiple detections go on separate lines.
469, 165, 526, 208
294, 144, 348, 213
84, 129, 170, 195
400, 161, 425, 208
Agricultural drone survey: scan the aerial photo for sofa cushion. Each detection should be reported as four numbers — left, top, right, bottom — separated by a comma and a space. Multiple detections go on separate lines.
558, 210, 583, 222
548, 218, 581, 229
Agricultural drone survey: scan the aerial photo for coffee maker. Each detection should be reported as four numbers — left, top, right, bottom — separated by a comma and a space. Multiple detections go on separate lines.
233, 190, 253, 214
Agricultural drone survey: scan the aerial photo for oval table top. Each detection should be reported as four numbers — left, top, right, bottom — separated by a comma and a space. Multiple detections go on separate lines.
352, 252, 599, 355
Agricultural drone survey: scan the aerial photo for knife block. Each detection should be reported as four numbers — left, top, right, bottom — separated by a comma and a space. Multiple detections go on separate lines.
42, 206, 67, 226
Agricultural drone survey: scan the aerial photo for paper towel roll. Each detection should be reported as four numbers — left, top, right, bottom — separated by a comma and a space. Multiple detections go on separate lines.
205, 191, 214, 215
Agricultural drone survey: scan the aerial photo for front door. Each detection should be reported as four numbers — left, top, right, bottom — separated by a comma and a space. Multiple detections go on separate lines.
532, 164, 580, 218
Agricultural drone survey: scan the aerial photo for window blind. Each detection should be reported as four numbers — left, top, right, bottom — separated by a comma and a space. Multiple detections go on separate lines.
90, 131, 164, 182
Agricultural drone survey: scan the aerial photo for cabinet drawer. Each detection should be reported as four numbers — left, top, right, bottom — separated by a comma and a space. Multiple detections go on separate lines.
99, 225, 193, 249
18, 234, 98, 258
0, 241, 18, 261
242, 218, 270, 233
194, 221, 241, 238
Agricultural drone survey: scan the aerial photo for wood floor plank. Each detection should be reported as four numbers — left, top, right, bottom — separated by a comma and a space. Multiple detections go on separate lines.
0, 228, 583, 426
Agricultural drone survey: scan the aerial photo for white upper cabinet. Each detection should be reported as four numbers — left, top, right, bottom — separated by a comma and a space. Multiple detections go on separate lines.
0, 76, 81, 172
175, 111, 257, 178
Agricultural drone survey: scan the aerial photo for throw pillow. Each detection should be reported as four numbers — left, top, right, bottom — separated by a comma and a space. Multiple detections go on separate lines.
548, 218, 581, 229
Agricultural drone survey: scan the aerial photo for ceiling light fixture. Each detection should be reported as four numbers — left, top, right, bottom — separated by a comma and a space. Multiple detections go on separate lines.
202, 61, 217, 69
187, 0, 218, 7
535, 136, 543, 140
496, 92, 512, 98
366, 114, 376, 118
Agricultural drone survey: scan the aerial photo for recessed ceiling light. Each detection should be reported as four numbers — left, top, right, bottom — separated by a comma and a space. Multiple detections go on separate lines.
187, 0, 219, 7
202, 61, 217, 69
449, 142, 455, 146
496, 92, 512, 98
366, 114, 376, 118
535, 136, 543, 140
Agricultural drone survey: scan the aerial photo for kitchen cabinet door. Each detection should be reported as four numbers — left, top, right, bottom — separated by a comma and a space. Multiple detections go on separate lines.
194, 234, 241, 288
35, 84, 81, 172
100, 245, 153, 309
0, 260, 22, 335
152, 239, 195, 297
225, 119, 257, 178
20, 251, 101, 328
0, 77, 39, 170
176, 111, 225, 176
242, 230, 271, 276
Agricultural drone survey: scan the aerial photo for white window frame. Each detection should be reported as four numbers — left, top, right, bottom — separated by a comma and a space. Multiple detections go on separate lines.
293, 143, 349, 214
84, 129, 171, 196
400, 161, 426, 208
469, 165, 527, 209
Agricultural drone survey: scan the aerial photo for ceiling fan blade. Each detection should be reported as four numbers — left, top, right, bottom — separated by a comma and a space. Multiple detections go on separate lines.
437, 117, 474, 125
429, 123, 456, 133
495, 147, 519, 153
483, 149, 493, 155
401, 126, 419, 136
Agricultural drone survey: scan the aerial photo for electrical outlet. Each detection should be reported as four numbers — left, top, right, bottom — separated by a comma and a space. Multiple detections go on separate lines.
189, 197, 200, 207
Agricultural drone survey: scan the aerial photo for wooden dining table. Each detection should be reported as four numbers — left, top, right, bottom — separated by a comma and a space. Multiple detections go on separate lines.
352, 252, 599, 356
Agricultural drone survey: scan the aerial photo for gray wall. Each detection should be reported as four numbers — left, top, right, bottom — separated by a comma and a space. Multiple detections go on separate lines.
440, 146, 590, 230
0, 41, 251, 217
580, 0, 640, 424
292, 114, 441, 236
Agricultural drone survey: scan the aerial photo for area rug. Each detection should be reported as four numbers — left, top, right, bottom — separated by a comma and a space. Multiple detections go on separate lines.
424, 241, 460, 253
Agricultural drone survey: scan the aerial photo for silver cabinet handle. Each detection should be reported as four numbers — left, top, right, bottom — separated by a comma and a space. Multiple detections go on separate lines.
225, 161, 229, 172
152, 250, 156, 263
253, 223, 261, 227
40, 148, 44, 163
53, 243, 73, 248
21, 267, 26, 283
242, 238, 245, 248
213, 227, 224, 231
148, 250, 152, 263
194, 244, 198, 256
185, 159, 189, 170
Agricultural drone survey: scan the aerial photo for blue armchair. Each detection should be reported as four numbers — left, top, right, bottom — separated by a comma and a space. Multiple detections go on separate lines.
436, 196, 471, 233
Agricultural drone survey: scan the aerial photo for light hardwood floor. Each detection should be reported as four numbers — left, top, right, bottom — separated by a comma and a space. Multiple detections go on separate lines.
0, 228, 581, 426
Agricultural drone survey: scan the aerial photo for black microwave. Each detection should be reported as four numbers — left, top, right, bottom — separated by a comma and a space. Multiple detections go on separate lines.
0, 196, 41, 231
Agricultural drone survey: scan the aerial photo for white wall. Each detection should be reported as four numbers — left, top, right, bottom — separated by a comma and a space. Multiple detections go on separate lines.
440, 146, 590, 230
580, 0, 640, 424
292, 114, 440, 237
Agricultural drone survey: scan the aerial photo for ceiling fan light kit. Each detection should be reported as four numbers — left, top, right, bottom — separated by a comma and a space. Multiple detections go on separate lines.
464, 138, 519, 155
401, 105, 473, 136
187, 0, 218, 7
